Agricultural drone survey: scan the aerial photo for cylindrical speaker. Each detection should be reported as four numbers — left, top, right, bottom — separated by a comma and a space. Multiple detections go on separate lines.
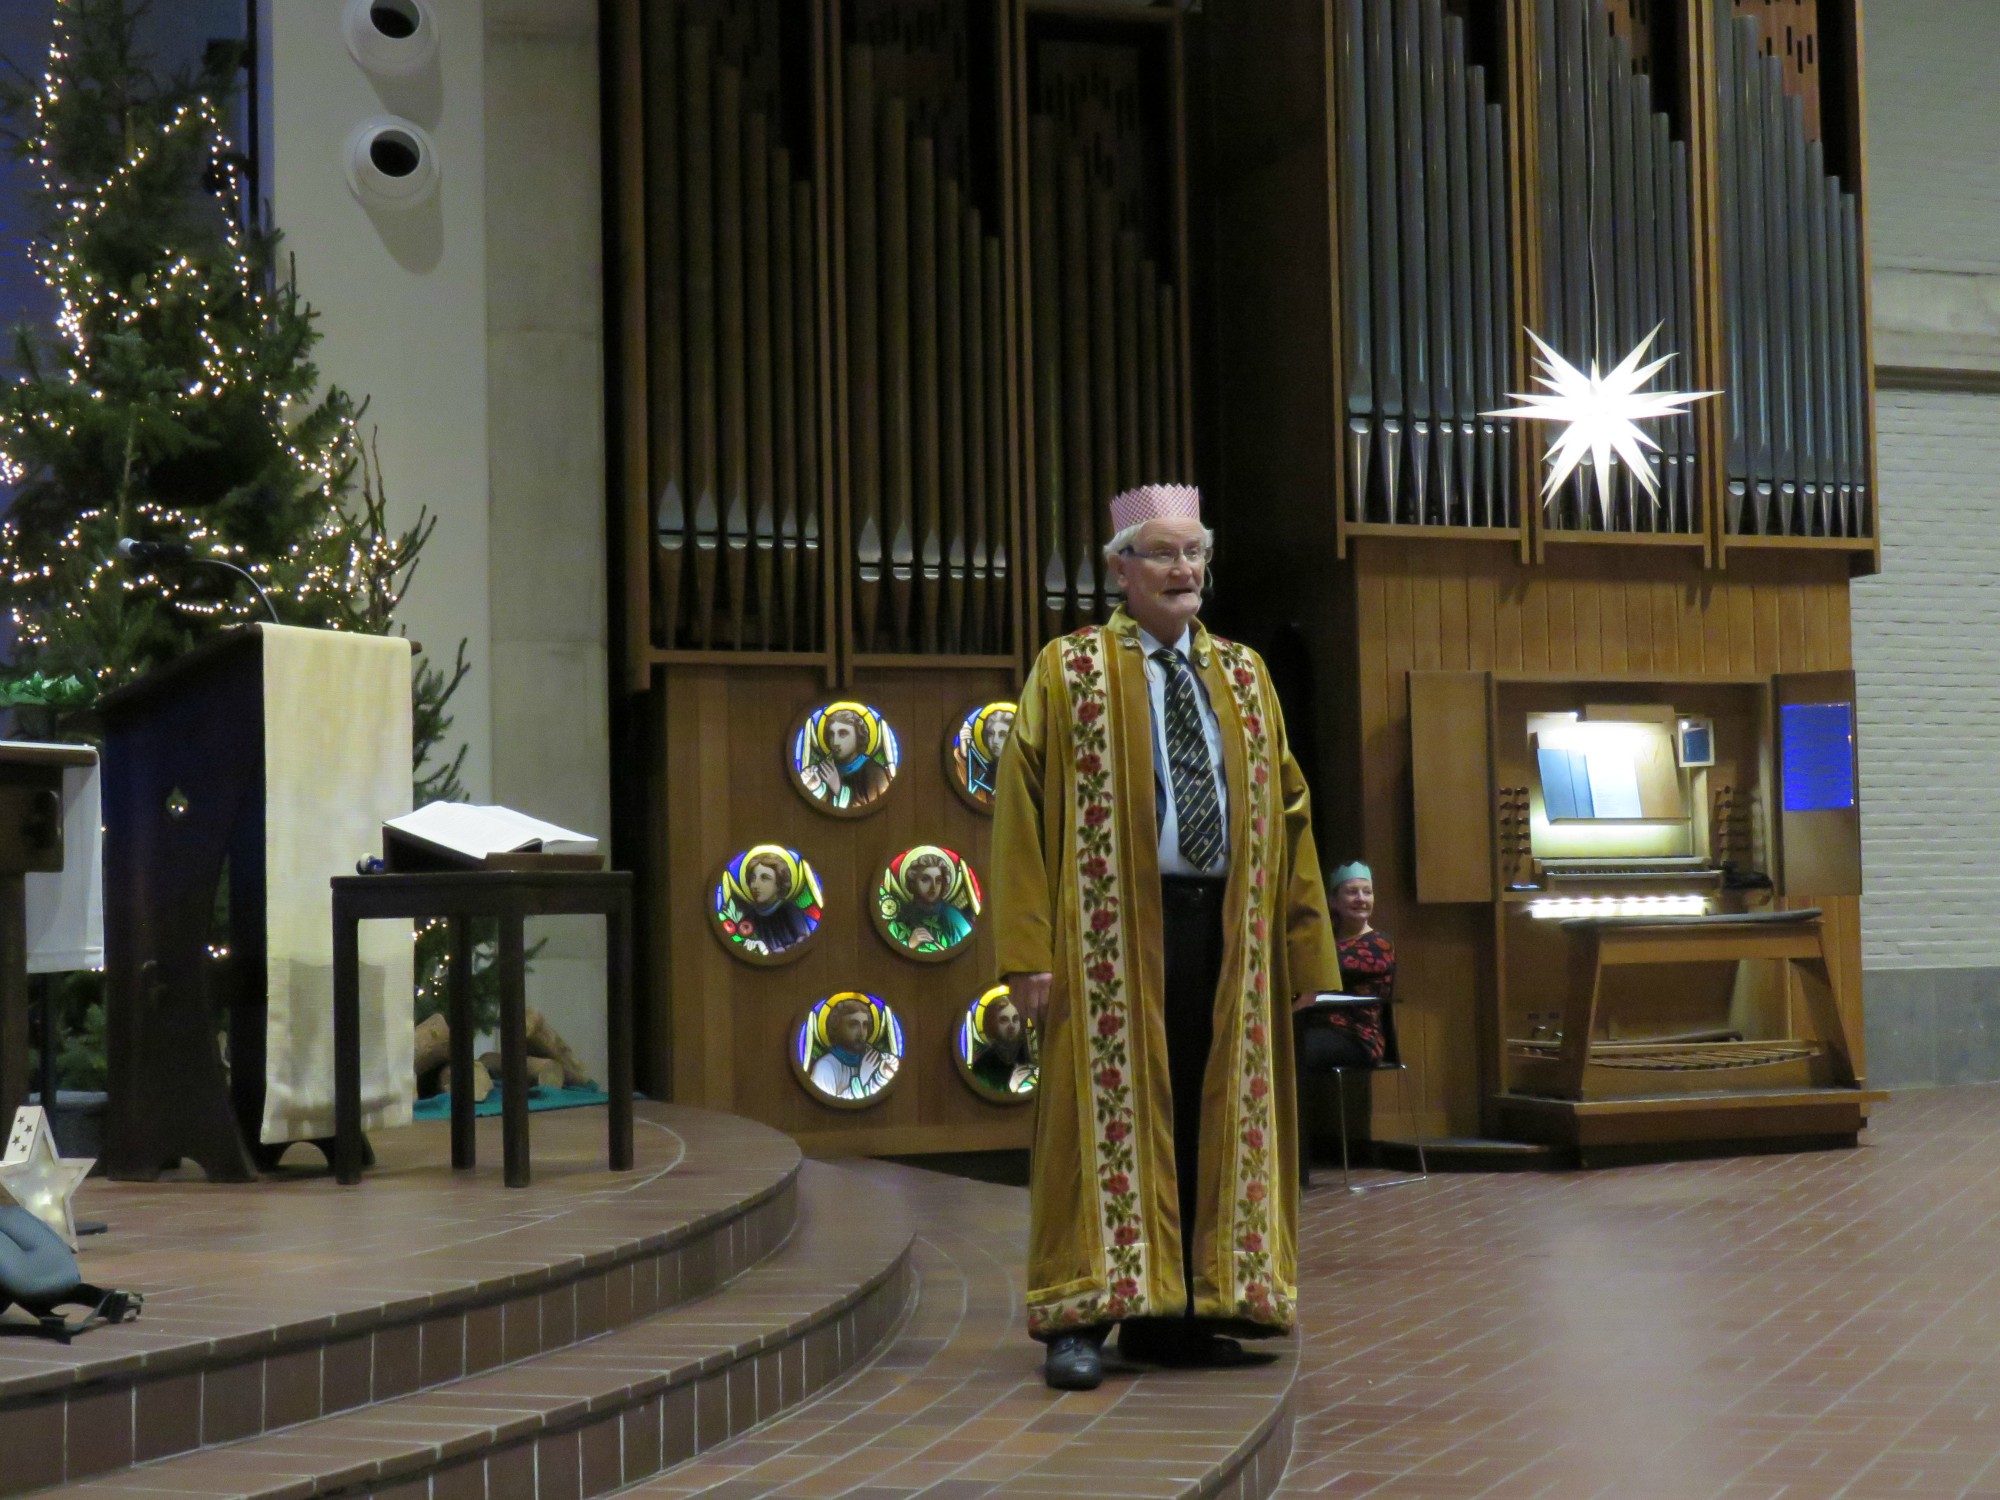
346, 116, 440, 208
343, 0, 440, 76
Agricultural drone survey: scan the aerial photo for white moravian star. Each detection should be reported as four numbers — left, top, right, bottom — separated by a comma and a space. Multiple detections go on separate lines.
1485, 325, 1716, 525
0, 1105, 94, 1249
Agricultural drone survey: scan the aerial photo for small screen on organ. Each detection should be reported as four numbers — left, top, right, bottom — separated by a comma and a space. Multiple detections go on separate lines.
1780, 703, 1856, 813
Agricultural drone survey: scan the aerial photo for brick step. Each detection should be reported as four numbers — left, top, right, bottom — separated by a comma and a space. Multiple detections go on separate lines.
623, 1162, 1297, 1500
0, 1104, 800, 1494
37, 1162, 913, 1500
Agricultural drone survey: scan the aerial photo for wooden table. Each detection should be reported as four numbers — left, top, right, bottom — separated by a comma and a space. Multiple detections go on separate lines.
330, 870, 634, 1187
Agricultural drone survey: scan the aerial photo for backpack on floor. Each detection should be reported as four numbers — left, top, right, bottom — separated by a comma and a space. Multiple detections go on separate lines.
0, 1205, 142, 1342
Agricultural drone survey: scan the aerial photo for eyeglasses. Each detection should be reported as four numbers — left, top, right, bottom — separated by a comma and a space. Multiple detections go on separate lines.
1121, 543, 1211, 567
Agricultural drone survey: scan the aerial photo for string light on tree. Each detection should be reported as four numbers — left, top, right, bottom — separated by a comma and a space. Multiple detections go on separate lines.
0, 0, 409, 685
0, 0, 477, 1066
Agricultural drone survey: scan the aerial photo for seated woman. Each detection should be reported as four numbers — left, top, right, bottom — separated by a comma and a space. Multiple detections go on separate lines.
1297, 861, 1395, 1071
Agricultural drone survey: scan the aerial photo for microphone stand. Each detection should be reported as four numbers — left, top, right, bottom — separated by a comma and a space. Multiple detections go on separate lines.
119, 542, 281, 625
189, 558, 282, 626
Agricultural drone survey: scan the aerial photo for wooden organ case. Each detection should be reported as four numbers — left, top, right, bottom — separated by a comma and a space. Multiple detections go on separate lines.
1204, 0, 1884, 1158
608, 0, 1199, 1154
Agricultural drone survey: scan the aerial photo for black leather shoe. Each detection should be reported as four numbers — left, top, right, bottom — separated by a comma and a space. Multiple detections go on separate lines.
1115, 1318, 1187, 1365
1044, 1333, 1105, 1390
1119, 1322, 1273, 1369
1180, 1330, 1260, 1368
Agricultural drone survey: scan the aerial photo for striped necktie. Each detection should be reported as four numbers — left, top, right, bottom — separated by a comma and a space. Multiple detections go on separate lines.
1152, 648, 1225, 870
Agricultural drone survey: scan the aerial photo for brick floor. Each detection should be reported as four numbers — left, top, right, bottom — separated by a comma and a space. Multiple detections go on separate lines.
0, 1103, 799, 1491
626, 1161, 1291, 1500
634, 1087, 2000, 1499
25, 1085, 2000, 1499
1282, 1087, 2000, 1498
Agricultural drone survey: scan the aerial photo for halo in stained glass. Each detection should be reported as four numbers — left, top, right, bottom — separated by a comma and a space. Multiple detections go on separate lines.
946, 700, 1018, 813
872, 845, 982, 962
954, 982, 1038, 1103
709, 844, 825, 966
793, 992, 905, 1109
789, 701, 900, 817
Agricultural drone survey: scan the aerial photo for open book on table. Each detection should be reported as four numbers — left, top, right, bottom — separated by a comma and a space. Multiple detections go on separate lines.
383, 802, 603, 871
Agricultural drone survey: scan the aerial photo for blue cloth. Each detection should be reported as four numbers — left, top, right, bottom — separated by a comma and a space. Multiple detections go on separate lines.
412, 1084, 612, 1120
0, 1205, 79, 1305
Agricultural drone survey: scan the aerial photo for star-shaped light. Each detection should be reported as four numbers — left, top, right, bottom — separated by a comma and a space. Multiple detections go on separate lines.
1, 1106, 94, 1248
1486, 325, 1717, 525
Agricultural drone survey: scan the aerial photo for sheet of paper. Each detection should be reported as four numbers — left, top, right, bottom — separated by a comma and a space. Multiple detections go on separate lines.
1537, 745, 1591, 821
1584, 749, 1644, 820
473, 804, 597, 854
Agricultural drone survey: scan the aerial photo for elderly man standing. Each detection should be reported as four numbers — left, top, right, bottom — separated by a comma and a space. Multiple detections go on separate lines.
991, 483, 1341, 1391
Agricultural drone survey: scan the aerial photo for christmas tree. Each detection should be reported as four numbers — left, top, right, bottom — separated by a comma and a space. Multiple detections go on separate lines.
0, 0, 430, 691
0, 0, 487, 1079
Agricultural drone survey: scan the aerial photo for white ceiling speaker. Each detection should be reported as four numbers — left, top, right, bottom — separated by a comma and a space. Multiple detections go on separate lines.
343, 0, 440, 76
346, 117, 440, 209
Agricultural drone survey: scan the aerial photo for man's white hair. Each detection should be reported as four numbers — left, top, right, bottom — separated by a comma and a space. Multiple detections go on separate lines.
1101, 519, 1216, 565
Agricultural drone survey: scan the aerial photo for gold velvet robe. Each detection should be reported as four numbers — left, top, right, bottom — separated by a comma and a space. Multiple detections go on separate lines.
991, 608, 1340, 1337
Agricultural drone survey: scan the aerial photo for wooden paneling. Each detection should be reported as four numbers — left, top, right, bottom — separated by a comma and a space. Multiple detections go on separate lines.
656, 662, 1030, 1153
606, 0, 1200, 1157
1409, 670, 1494, 904
1343, 537, 1860, 1137
604, 0, 1882, 1156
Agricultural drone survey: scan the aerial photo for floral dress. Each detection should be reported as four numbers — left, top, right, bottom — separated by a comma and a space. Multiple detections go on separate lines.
1319, 929, 1396, 1064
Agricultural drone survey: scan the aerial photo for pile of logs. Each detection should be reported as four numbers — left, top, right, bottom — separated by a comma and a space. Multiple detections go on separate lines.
412, 1011, 593, 1103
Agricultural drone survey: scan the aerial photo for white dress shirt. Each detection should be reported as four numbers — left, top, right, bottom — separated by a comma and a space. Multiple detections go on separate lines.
1138, 625, 1230, 876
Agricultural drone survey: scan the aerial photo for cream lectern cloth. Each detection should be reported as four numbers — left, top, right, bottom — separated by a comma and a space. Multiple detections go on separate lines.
258, 625, 415, 1145
25, 754, 104, 974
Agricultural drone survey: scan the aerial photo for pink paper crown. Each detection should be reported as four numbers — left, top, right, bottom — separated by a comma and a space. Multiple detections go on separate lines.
1109, 482, 1202, 533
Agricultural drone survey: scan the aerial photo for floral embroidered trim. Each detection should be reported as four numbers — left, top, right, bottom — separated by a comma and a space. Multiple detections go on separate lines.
1212, 639, 1292, 1328
1026, 627, 1148, 1336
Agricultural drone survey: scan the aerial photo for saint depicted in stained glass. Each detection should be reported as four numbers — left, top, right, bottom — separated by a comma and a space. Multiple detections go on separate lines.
791, 701, 900, 815
711, 845, 824, 964
795, 992, 904, 1106
956, 984, 1039, 1102
874, 845, 981, 959
948, 700, 1018, 812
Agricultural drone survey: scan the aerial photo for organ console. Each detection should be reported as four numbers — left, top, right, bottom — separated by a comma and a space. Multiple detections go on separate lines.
1412, 668, 1880, 1160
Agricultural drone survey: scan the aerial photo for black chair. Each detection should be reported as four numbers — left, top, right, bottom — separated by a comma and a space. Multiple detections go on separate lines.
1295, 993, 1429, 1192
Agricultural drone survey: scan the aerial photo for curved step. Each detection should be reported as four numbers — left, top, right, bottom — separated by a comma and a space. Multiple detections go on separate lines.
34, 1161, 912, 1500
622, 1161, 1297, 1500
0, 1104, 800, 1493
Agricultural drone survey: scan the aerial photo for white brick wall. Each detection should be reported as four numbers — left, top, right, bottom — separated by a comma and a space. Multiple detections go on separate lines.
1853, 390, 2000, 966
1849, 4, 2000, 972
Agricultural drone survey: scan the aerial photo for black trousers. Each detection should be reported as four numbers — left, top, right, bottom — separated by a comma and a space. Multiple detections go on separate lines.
1154, 873, 1227, 1322
1052, 876, 1225, 1347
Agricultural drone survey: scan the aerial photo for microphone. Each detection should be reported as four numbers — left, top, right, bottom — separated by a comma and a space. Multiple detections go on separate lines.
116, 537, 194, 563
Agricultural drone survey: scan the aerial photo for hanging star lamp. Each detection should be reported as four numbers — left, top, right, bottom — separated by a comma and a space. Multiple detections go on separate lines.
1486, 325, 1716, 528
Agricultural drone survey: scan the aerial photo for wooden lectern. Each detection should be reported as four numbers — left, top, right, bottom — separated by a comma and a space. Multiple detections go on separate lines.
98, 627, 414, 1181
99, 631, 271, 1180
